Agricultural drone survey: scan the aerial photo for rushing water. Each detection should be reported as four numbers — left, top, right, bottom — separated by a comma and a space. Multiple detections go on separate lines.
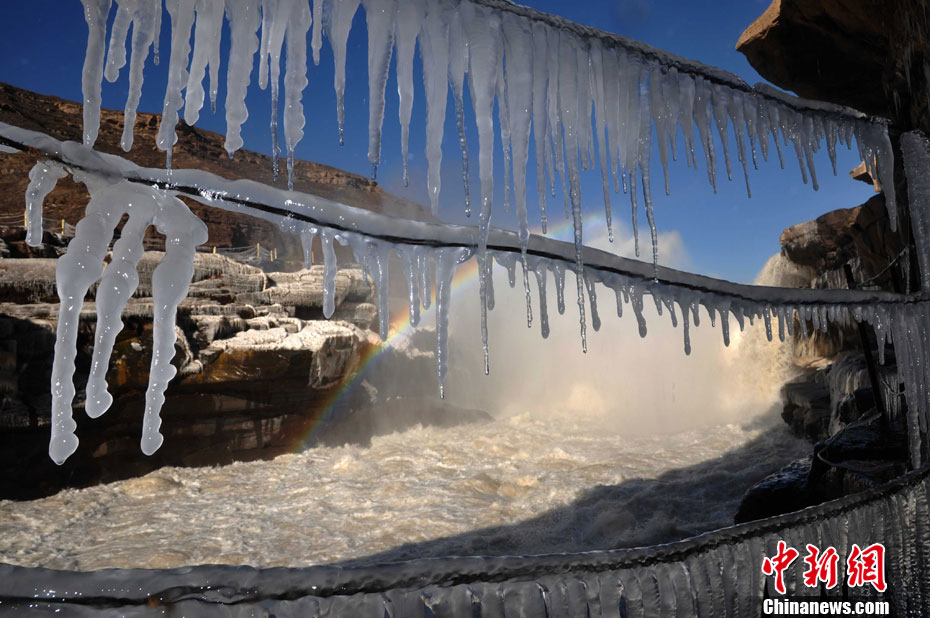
0, 247, 813, 572
0, 406, 808, 571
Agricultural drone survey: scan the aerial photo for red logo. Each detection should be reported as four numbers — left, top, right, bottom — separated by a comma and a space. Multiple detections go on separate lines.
761, 541, 886, 594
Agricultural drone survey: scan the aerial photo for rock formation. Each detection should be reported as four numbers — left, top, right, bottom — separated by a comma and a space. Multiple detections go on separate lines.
0, 84, 485, 500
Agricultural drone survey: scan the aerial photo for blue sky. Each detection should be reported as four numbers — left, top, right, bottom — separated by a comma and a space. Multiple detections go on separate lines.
0, 0, 875, 283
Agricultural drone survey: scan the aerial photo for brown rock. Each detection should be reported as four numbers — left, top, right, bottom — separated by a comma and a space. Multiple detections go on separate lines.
738, 0, 930, 132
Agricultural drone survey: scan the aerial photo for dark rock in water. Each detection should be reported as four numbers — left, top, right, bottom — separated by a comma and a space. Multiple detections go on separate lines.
735, 458, 814, 523
736, 413, 909, 523
781, 379, 832, 442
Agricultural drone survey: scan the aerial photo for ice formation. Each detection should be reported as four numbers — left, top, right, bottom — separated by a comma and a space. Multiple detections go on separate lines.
80, 0, 899, 351
3, 119, 925, 467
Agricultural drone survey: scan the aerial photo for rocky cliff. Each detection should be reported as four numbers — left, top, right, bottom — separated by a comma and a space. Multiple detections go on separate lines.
737, 0, 930, 134
734, 0, 926, 522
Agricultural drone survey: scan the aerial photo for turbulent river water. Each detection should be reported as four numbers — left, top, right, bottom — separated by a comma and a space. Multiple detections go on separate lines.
0, 251, 813, 572
0, 407, 808, 571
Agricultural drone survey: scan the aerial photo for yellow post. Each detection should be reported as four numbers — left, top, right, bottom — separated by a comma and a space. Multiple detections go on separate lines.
23, 210, 27, 227
212, 246, 216, 254
256, 242, 260, 258
61, 219, 65, 234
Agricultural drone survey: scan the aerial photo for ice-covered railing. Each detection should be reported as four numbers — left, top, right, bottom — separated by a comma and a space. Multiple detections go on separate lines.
3, 120, 929, 468
80, 0, 899, 368
1, 459, 927, 615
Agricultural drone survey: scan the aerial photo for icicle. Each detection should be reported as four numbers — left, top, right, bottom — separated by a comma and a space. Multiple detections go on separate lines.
557, 32, 588, 352
152, 0, 163, 64
223, 0, 261, 156
529, 257, 550, 339
603, 46, 622, 194
711, 87, 733, 182
184, 0, 224, 127
80, 0, 113, 147
326, 0, 362, 146
681, 307, 692, 353
743, 93, 760, 170
545, 26, 568, 213
141, 191, 208, 456
766, 100, 786, 169
502, 11, 533, 251
530, 21, 549, 232
156, 0, 196, 169
395, 0, 423, 187
639, 71, 659, 276
435, 247, 470, 398
678, 73, 696, 169
584, 272, 600, 332
575, 45, 595, 174
104, 0, 135, 84
120, 0, 160, 151
419, 0, 449, 215
49, 185, 122, 464
367, 240, 392, 340
649, 66, 673, 197
417, 245, 432, 310
362, 0, 397, 179
24, 161, 68, 247
283, 0, 312, 190
463, 0, 501, 372
86, 188, 158, 418
400, 247, 421, 327
553, 260, 566, 315
259, 0, 288, 181
726, 90, 752, 197
311, 0, 323, 65
320, 229, 338, 318
692, 76, 717, 191
299, 227, 315, 268
589, 40, 613, 241
447, 6, 471, 215
496, 55, 512, 214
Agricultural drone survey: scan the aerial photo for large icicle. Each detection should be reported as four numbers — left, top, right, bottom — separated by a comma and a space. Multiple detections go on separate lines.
447, 5, 471, 215
462, 0, 501, 373
283, 0, 312, 189
419, 0, 450, 215
223, 0, 261, 156
362, 0, 397, 179
85, 187, 159, 418
24, 161, 68, 247
434, 247, 471, 398
530, 20, 549, 232
258, 0, 289, 181
141, 192, 208, 455
156, 0, 196, 169
80, 0, 113, 147
119, 0, 161, 151
310, 0, 323, 65
326, 0, 362, 146
49, 179, 126, 465
184, 0, 224, 127
395, 0, 423, 187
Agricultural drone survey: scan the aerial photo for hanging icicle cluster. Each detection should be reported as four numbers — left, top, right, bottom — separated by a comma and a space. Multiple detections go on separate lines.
8, 116, 924, 465
80, 0, 898, 375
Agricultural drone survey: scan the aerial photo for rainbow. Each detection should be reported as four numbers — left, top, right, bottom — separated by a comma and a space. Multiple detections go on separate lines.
290, 211, 615, 451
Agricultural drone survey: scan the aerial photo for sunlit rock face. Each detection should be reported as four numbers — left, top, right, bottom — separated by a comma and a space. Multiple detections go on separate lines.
738, 0, 930, 133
